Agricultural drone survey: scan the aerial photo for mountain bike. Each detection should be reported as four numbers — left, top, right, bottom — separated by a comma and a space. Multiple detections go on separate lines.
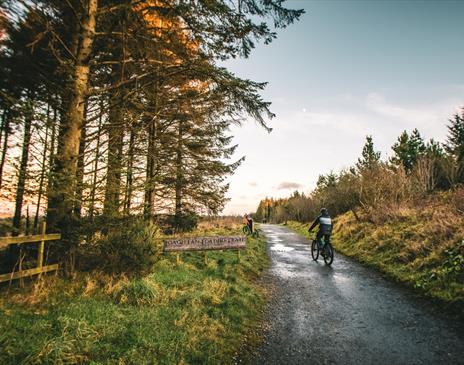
311, 236, 334, 265
242, 225, 260, 238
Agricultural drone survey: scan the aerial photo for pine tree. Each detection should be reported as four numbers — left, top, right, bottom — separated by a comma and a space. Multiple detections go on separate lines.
410, 128, 426, 155
391, 131, 411, 171
12, 100, 33, 235
0, 0, 304, 262
5, 12, 48, 235
445, 109, 464, 177
46, 0, 98, 257
356, 135, 381, 171
425, 138, 444, 158
391, 129, 425, 173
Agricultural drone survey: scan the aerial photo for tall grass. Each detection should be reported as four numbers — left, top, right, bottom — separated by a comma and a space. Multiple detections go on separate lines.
0, 227, 268, 364
286, 196, 464, 305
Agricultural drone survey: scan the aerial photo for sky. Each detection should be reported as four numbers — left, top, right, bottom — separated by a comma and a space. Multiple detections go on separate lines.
221, 0, 464, 215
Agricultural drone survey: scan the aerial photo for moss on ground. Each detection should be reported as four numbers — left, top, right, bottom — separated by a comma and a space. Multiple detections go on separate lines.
0, 228, 268, 365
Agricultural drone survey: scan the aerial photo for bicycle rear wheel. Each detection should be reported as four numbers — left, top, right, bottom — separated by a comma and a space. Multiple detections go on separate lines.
323, 243, 334, 265
311, 240, 319, 261
242, 225, 251, 235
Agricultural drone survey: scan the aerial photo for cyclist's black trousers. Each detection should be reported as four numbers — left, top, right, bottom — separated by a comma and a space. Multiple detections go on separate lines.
316, 231, 331, 245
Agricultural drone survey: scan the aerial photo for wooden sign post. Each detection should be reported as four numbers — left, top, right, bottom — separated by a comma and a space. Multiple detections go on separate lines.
164, 235, 246, 264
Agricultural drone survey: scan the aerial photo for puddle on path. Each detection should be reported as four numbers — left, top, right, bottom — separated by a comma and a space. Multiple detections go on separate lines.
272, 261, 297, 278
332, 272, 357, 298
333, 273, 350, 283
270, 243, 295, 252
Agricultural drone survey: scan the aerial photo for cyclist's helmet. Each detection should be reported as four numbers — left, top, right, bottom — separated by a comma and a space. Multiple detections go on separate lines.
320, 208, 328, 215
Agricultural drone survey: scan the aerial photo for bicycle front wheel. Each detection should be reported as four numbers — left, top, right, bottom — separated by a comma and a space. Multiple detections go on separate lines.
311, 240, 319, 261
242, 225, 251, 235
323, 243, 334, 265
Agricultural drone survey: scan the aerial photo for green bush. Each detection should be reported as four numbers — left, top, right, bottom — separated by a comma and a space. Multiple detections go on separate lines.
166, 211, 199, 232
98, 219, 162, 276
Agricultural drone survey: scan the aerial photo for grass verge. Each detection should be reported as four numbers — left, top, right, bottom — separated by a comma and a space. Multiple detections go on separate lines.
285, 216, 463, 306
0, 227, 268, 365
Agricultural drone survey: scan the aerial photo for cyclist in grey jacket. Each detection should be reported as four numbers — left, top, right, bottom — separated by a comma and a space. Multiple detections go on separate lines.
308, 208, 333, 248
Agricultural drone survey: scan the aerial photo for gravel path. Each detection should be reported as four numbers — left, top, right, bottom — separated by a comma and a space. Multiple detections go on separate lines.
251, 224, 464, 365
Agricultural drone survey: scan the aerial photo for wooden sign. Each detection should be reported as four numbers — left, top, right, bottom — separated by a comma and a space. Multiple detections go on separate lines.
164, 235, 246, 252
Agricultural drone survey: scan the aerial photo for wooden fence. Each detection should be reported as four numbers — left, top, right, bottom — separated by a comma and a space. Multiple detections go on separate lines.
0, 222, 60, 283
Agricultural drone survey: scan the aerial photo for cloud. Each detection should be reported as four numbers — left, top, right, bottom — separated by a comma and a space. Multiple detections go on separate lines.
275, 92, 463, 142
366, 92, 432, 123
275, 105, 375, 137
365, 92, 463, 135
249, 182, 258, 187
276, 181, 303, 190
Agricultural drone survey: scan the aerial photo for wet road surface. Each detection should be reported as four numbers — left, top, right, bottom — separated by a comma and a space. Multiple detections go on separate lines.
252, 224, 464, 365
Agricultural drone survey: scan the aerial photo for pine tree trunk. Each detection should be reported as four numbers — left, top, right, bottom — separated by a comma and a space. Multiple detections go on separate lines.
144, 119, 156, 219
34, 104, 51, 232
123, 124, 135, 214
175, 119, 183, 220
103, 91, 124, 217
47, 0, 97, 246
0, 108, 10, 190
143, 79, 159, 220
89, 99, 103, 219
74, 102, 87, 217
12, 101, 33, 235
45, 101, 58, 210
25, 205, 30, 236
103, 16, 129, 218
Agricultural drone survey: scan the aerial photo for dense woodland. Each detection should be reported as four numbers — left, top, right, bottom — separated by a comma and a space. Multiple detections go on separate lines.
255, 109, 464, 224
0, 0, 303, 272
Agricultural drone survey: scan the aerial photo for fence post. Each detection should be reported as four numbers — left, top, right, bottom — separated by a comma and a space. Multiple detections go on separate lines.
38, 221, 46, 269
19, 249, 24, 288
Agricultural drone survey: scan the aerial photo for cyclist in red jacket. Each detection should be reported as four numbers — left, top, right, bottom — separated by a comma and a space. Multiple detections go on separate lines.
243, 214, 253, 234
